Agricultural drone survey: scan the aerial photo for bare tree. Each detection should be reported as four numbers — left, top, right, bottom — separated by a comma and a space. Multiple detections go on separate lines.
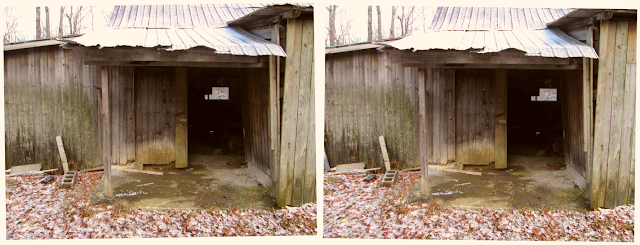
45, 7, 50, 38
376, 6, 382, 40
65, 6, 91, 35
327, 5, 337, 46
4, 7, 20, 43
367, 6, 372, 42
390, 6, 396, 38
36, 7, 41, 39
397, 6, 421, 37
58, 6, 65, 36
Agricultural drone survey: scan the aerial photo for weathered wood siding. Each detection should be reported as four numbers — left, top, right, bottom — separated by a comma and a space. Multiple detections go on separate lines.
561, 70, 587, 183
325, 49, 420, 169
591, 20, 636, 208
240, 68, 273, 177
454, 69, 495, 166
108, 66, 135, 165
133, 67, 176, 165
423, 68, 456, 165
278, 18, 315, 206
4, 46, 102, 170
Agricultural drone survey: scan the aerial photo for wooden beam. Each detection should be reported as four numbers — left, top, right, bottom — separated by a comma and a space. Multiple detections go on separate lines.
83, 61, 266, 68
100, 66, 112, 197
388, 51, 572, 65
70, 47, 262, 63
418, 68, 428, 195
175, 67, 188, 169
55, 136, 69, 172
494, 69, 507, 169
269, 23, 282, 198
379, 136, 392, 171
402, 63, 582, 70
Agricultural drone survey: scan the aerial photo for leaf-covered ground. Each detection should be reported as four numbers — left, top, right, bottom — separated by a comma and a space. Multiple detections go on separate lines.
6, 172, 316, 239
323, 172, 634, 241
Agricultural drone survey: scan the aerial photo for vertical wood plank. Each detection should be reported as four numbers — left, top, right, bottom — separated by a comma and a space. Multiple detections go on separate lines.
418, 68, 428, 195
495, 69, 508, 169
100, 66, 112, 197
604, 21, 628, 207
617, 22, 635, 206
278, 18, 302, 207
447, 70, 456, 162
592, 20, 616, 208
175, 67, 188, 168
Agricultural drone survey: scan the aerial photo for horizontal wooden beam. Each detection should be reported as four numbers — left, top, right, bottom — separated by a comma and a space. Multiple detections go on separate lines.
83, 61, 267, 68
403, 63, 582, 70
69, 46, 261, 63
389, 51, 572, 65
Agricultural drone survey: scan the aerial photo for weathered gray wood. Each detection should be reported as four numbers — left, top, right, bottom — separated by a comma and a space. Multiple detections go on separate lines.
388, 51, 571, 65
379, 136, 392, 171
100, 66, 112, 197
592, 20, 616, 209
278, 18, 302, 207
70, 47, 261, 63
418, 68, 428, 195
494, 69, 507, 169
55, 136, 69, 172
175, 67, 188, 168
603, 21, 628, 208
616, 22, 635, 206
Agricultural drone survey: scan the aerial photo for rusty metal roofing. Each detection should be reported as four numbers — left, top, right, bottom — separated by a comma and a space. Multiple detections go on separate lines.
68, 27, 287, 56
387, 28, 598, 58
429, 7, 575, 31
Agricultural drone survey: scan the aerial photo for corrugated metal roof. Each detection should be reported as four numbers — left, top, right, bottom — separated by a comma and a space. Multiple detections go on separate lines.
108, 3, 313, 28
429, 7, 575, 31
68, 27, 287, 57
387, 28, 598, 58
107, 4, 267, 28
229, 3, 313, 26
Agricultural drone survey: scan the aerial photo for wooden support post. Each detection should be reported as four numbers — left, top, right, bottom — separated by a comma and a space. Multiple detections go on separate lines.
585, 24, 595, 195
418, 69, 429, 195
175, 67, 188, 168
269, 23, 281, 194
494, 69, 507, 169
100, 66, 112, 197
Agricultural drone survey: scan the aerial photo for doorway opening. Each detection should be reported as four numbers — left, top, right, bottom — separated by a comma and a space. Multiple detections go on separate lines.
507, 70, 564, 168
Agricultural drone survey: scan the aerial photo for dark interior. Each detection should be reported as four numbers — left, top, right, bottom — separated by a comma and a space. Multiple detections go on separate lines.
187, 68, 244, 155
507, 70, 564, 157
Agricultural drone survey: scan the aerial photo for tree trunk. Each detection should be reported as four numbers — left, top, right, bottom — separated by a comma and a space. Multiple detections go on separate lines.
328, 5, 337, 46
58, 6, 65, 37
390, 6, 396, 38
367, 6, 372, 42
377, 6, 382, 40
36, 7, 41, 39
45, 7, 50, 38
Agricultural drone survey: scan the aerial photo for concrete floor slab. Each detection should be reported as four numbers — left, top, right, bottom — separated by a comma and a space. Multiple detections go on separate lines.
90, 153, 276, 210
408, 153, 590, 210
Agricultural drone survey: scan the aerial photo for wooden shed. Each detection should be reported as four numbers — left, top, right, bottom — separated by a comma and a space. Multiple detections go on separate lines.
325, 7, 635, 209
5, 3, 315, 207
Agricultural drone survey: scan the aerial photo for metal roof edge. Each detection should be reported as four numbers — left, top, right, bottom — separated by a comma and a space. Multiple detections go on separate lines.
228, 3, 313, 26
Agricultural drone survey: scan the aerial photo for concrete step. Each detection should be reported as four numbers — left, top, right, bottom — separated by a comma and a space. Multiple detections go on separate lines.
59, 171, 78, 189
380, 170, 398, 187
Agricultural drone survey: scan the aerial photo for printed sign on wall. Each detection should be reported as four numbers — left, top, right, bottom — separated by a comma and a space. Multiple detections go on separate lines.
205, 87, 230, 100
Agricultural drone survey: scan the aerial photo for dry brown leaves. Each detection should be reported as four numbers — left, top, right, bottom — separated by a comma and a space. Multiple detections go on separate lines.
6, 172, 316, 239
323, 172, 634, 241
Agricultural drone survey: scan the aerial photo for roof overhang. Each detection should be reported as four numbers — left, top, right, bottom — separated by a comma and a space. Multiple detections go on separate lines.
325, 39, 400, 54
385, 28, 598, 59
229, 4, 313, 29
4, 39, 68, 51
547, 9, 637, 30
63, 26, 286, 57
